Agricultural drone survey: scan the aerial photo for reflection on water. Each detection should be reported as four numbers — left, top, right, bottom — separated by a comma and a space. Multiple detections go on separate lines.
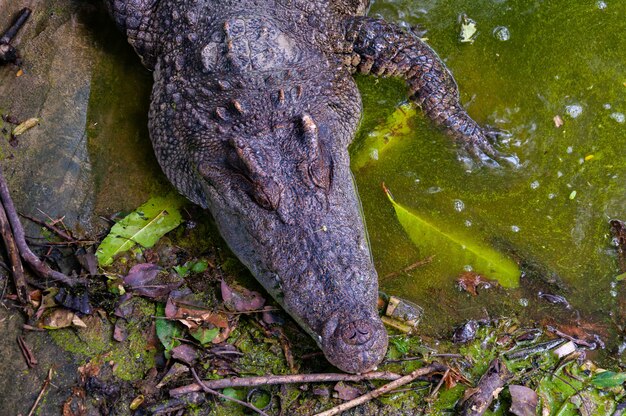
355, 1, 626, 340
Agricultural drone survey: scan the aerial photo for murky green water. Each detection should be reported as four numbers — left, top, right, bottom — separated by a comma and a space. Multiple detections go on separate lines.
355, 0, 626, 338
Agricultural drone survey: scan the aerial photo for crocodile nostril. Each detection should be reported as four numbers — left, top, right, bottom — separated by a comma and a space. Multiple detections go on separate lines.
341, 320, 373, 345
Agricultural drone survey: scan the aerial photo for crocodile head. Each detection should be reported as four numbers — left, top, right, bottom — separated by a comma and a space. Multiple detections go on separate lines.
191, 110, 387, 374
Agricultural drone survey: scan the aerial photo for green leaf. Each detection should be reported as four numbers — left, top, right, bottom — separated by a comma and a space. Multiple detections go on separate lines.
191, 259, 209, 273
96, 194, 187, 266
190, 326, 219, 345
173, 264, 190, 277
390, 337, 410, 355
173, 259, 209, 277
222, 388, 245, 401
351, 103, 417, 170
591, 371, 626, 388
616, 272, 626, 281
155, 304, 183, 358
384, 185, 520, 287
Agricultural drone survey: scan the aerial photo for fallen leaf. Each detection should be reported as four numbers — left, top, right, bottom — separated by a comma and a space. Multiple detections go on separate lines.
190, 326, 220, 345
156, 304, 184, 357
55, 288, 92, 315
591, 371, 626, 388
351, 103, 417, 170
157, 362, 189, 388
509, 385, 538, 416
334, 382, 362, 401
113, 320, 128, 342
171, 344, 199, 365
40, 308, 76, 329
123, 263, 183, 300
457, 271, 498, 296
553, 115, 564, 128
221, 280, 266, 312
12, 117, 39, 136
96, 195, 186, 266
384, 184, 520, 287
72, 315, 87, 328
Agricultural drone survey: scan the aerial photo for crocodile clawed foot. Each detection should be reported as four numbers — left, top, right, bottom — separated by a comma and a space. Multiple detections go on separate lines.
459, 126, 520, 170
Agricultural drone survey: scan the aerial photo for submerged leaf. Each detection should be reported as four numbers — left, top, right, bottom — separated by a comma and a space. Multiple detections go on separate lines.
351, 103, 417, 170
96, 195, 186, 266
384, 185, 520, 287
591, 371, 626, 388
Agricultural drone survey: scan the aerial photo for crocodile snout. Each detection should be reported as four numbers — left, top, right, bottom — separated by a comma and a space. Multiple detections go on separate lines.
322, 313, 388, 374
341, 320, 374, 345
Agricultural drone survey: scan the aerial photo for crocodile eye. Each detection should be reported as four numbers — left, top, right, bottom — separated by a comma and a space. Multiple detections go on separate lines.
299, 114, 333, 191
228, 138, 283, 211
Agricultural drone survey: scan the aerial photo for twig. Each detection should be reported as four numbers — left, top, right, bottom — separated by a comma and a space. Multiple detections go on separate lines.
383, 255, 435, 280
430, 368, 449, 397
27, 368, 53, 416
170, 371, 403, 396
0, 201, 29, 304
0, 165, 81, 286
20, 213, 75, 242
313, 363, 447, 416
190, 367, 269, 416
546, 325, 598, 349
17, 335, 37, 367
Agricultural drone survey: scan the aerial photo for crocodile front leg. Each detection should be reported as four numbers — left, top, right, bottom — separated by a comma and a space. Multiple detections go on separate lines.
105, 0, 160, 69
345, 17, 510, 166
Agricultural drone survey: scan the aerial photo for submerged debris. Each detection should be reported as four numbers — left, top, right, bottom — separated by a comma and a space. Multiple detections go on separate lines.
458, 14, 478, 43
610, 219, 626, 273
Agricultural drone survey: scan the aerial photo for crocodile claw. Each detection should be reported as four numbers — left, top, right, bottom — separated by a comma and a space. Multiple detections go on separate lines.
459, 126, 520, 170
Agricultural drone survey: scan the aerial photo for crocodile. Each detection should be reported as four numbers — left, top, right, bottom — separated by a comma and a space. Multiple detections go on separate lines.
106, 0, 503, 373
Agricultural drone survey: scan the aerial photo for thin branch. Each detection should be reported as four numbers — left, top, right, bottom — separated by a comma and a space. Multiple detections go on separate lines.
27, 368, 53, 416
170, 371, 403, 397
190, 367, 269, 416
383, 255, 435, 280
0, 8, 31, 44
313, 363, 447, 416
20, 212, 75, 242
0, 201, 29, 304
429, 368, 449, 398
0, 165, 81, 286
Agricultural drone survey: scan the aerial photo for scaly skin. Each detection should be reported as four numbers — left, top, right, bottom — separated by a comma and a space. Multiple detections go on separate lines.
105, 0, 500, 373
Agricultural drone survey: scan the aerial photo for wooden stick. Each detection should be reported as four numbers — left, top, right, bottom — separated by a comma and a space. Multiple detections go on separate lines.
170, 371, 403, 397
0, 165, 81, 286
0, 201, 29, 304
27, 368, 52, 416
0, 8, 31, 44
20, 212, 75, 242
190, 368, 269, 416
313, 363, 446, 416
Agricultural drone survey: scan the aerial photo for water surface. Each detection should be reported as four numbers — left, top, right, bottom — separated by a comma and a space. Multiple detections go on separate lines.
355, 1, 625, 344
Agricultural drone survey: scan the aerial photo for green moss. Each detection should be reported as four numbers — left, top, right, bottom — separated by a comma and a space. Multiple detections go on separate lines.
49, 298, 157, 381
